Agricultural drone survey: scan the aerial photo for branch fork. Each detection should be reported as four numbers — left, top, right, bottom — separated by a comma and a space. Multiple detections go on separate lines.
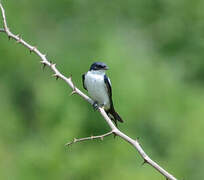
0, 3, 178, 180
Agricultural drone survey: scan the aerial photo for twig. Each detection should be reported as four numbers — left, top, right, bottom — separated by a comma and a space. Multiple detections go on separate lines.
0, 3, 178, 180
0, 3, 93, 104
65, 131, 113, 146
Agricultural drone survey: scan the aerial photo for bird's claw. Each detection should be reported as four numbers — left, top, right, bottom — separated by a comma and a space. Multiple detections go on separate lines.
93, 102, 99, 111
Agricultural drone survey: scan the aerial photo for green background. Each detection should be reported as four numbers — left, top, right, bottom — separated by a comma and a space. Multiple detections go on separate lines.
0, 0, 204, 179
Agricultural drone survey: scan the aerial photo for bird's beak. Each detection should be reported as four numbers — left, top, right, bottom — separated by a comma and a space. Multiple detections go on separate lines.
104, 66, 109, 70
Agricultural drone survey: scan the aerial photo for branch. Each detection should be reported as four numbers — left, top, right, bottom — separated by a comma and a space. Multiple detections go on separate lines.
0, 3, 178, 180
65, 131, 113, 146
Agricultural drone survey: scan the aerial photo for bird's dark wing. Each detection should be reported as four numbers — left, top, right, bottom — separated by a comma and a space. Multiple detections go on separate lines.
82, 74, 87, 90
104, 75, 112, 98
104, 74, 123, 125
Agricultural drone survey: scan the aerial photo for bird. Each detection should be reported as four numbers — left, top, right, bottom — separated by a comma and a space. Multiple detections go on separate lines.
82, 62, 123, 126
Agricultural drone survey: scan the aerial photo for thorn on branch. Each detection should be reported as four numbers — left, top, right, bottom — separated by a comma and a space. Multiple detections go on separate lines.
51, 62, 58, 70
69, 76, 77, 95
16, 34, 21, 43
8, 35, 11, 40
113, 132, 117, 138
40, 61, 47, 70
42, 63, 46, 70
41, 54, 47, 60
142, 159, 148, 166
68, 75, 73, 82
51, 63, 56, 68
30, 46, 37, 54
52, 73, 59, 80
70, 88, 77, 96
135, 137, 140, 145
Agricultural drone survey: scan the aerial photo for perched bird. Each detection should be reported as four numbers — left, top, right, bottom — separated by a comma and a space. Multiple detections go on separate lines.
82, 62, 123, 126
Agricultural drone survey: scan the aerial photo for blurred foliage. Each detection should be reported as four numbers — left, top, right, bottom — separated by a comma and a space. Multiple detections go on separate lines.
0, 0, 204, 179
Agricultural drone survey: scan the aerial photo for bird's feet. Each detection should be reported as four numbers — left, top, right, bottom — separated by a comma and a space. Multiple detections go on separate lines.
92, 101, 99, 111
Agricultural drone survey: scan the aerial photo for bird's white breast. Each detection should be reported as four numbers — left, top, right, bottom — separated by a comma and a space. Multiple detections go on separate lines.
85, 71, 110, 109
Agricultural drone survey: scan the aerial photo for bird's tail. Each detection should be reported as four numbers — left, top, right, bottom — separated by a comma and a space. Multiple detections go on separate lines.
106, 107, 123, 126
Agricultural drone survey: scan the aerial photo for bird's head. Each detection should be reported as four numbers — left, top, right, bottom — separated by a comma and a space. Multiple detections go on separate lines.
89, 62, 109, 71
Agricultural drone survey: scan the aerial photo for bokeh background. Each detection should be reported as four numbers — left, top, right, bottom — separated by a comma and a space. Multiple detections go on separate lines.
0, 0, 204, 179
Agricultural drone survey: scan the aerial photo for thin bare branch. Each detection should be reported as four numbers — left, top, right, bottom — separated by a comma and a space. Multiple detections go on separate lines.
65, 131, 113, 146
0, 3, 178, 180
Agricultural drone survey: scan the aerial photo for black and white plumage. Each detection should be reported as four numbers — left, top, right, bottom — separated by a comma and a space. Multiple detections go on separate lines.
82, 62, 123, 126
